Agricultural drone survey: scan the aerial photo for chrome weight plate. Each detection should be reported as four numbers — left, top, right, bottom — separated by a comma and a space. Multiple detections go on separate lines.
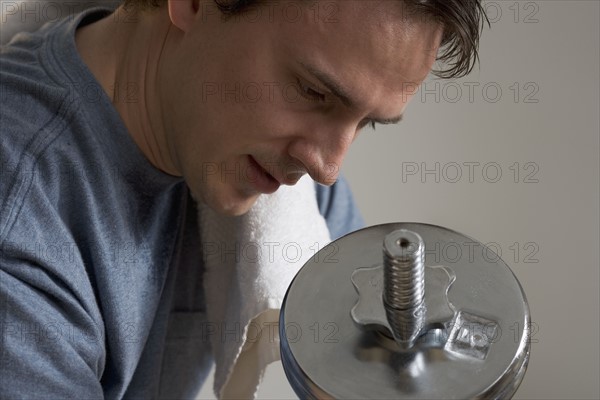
280, 223, 530, 399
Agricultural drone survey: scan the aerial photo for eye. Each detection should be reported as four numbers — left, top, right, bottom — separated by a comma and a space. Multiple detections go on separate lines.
296, 78, 326, 102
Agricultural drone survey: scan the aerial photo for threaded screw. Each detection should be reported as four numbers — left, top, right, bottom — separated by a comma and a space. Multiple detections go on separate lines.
382, 229, 426, 349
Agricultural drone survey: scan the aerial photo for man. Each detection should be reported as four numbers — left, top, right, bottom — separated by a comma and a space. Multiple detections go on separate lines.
0, 0, 486, 398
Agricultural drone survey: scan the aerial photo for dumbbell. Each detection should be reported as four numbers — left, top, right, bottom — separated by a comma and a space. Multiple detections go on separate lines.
280, 223, 530, 399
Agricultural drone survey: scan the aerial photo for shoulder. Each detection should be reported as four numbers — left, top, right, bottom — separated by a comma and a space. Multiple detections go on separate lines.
1, 34, 77, 167
1, 38, 78, 229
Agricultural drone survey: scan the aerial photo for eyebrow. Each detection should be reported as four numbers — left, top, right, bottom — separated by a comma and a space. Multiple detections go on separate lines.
298, 61, 404, 125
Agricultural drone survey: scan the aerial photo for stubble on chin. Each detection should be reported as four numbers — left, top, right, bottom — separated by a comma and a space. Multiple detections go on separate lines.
193, 182, 262, 217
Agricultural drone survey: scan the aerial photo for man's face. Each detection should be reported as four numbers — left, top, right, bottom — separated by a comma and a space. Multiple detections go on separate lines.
159, 0, 442, 215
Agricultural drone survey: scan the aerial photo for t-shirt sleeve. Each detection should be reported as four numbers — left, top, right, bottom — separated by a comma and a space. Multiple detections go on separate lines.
315, 173, 366, 240
0, 256, 105, 399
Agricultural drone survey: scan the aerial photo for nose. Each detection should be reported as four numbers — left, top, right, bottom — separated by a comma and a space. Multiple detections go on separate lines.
288, 123, 356, 186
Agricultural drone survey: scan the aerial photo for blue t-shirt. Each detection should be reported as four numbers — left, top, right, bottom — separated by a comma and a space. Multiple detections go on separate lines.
0, 8, 364, 399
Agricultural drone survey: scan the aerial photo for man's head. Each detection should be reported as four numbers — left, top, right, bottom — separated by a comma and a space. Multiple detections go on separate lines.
117, 0, 486, 215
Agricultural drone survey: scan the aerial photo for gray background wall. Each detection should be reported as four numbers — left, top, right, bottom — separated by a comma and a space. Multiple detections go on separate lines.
2, 0, 598, 399
215, 1, 599, 398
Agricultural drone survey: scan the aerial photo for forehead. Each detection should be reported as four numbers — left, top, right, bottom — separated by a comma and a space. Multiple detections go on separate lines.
272, 0, 442, 105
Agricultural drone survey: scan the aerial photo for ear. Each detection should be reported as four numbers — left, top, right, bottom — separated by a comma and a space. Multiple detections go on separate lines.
168, 0, 199, 33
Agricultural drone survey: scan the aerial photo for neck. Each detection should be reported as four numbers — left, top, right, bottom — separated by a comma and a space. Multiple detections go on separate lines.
75, 6, 181, 176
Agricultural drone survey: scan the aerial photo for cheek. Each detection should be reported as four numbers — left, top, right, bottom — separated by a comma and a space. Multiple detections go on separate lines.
173, 80, 307, 161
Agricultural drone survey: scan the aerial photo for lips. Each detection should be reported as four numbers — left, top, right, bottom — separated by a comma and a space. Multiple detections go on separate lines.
247, 155, 280, 194
250, 156, 308, 187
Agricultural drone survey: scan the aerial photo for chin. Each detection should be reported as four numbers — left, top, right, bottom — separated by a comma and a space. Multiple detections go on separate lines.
215, 201, 256, 217
198, 190, 260, 217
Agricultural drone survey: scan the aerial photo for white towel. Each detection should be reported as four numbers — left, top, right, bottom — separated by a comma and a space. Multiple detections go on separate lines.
198, 175, 332, 399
